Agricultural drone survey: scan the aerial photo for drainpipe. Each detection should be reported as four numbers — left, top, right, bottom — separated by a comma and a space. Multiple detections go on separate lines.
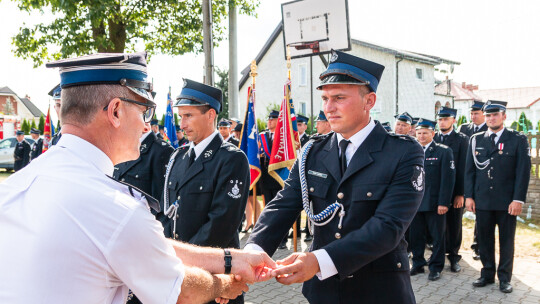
395, 56, 404, 116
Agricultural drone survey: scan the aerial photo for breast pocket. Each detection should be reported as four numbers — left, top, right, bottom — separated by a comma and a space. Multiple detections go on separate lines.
307, 180, 331, 199
184, 179, 214, 212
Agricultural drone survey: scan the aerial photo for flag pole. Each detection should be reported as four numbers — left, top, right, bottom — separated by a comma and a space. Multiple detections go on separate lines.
287, 47, 299, 252
249, 60, 262, 223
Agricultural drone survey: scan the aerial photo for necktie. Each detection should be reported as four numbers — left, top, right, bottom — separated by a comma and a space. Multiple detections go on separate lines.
339, 139, 350, 174
188, 150, 196, 167
440, 135, 445, 144
474, 126, 478, 133
490, 133, 497, 145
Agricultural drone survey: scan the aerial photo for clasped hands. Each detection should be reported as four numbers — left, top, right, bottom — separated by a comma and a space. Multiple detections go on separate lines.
215, 250, 320, 303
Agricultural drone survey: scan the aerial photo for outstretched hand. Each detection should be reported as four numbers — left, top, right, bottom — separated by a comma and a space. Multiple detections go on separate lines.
271, 252, 320, 285
231, 249, 277, 283
214, 274, 248, 303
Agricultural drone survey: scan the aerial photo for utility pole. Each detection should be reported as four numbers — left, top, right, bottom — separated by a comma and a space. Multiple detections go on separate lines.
228, 0, 238, 118
202, 0, 214, 86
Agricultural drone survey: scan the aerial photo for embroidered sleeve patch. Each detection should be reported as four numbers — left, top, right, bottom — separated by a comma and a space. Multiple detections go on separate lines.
411, 165, 425, 192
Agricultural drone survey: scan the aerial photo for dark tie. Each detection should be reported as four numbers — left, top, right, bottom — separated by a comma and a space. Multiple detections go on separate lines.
490, 133, 497, 146
188, 150, 196, 167
474, 126, 478, 133
339, 139, 350, 174
440, 135, 445, 144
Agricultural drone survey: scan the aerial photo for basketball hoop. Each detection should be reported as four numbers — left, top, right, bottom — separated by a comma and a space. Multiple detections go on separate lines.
287, 40, 328, 54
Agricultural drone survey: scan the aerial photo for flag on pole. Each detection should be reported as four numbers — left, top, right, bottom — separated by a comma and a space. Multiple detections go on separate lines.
239, 85, 261, 190
164, 90, 179, 148
285, 78, 300, 149
42, 107, 53, 153
268, 83, 298, 187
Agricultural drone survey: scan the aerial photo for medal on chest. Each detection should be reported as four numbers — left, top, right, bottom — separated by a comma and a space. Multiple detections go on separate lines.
498, 143, 504, 154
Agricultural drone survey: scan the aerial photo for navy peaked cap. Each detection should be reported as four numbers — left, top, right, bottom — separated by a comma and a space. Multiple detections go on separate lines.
437, 106, 457, 118
46, 52, 154, 103
382, 122, 392, 132
317, 50, 385, 92
48, 84, 61, 100
218, 120, 231, 127
315, 110, 327, 122
175, 79, 222, 113
268, 110, 279, 119
395, 112, 413, 124
470, 100, 485, 111
30, 128, 40, 135
416, 118, 437, 130
483, 100, 507, 113
297, 114, 309, 124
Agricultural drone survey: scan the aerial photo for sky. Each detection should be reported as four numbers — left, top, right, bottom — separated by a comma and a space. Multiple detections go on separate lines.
1, 0, 539, 120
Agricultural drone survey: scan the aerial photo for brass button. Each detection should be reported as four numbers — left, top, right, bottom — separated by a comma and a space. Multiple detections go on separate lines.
337, 192, 344, 199
367, 192, 373, 197
335, 233, 341, 239
397, 262, 402, 268
310, 187, 315, 193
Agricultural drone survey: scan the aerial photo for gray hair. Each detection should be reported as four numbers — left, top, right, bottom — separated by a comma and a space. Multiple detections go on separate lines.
60, 84, 133, 126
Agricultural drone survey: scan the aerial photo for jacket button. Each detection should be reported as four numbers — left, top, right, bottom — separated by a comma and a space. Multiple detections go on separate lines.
200, 186, 203, 190
397, 262, 402, 268
490, 186, 493, 190
175, 234, 179, 239
169, 181, 172, 185
310, 187, 314, 193
177, 196, 181, 200
135, 175, 139, 178
335, 233, 341, 239
121, 178, 125, 182
176, 215, 179, 219
337, 192, 344, 199
367, 192, 373, 197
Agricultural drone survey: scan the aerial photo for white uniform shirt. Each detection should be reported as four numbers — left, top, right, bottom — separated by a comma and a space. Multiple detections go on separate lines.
0, 134, 184, 304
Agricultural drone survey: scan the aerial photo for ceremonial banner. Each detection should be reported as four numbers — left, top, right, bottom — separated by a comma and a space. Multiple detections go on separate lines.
285, 79, 300, 148
239, 85, 261, 190
268, 82, 298, 187
42, 107, 53, 153
164, 91, 178, 148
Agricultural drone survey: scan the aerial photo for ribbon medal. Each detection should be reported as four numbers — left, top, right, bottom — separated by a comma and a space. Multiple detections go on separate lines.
498, 143, 504, 154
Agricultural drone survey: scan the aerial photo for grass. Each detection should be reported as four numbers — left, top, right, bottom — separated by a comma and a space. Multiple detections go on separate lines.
0, 169, 12, 183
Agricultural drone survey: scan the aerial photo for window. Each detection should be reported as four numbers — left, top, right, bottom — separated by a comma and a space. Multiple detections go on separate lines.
445, 101, 452, 108
299, 64, 307, 86
300, 102, 306, 115
435, 101, 441, 117
416, 68, 423, 80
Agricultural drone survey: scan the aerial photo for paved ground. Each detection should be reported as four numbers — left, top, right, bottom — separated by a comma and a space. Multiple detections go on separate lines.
240, 233, 540, 304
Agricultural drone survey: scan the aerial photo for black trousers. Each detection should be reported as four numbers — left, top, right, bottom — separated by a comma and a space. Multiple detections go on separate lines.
446, 205, 464, 263
476, 209, 516, 283
410, 211, 446, 272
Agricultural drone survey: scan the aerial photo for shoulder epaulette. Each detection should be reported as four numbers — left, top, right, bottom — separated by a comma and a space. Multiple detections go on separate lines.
388, 133, 415, 142
310, 132, 333, 142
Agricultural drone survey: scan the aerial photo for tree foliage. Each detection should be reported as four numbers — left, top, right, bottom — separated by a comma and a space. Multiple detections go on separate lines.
21, 119, 30, 134
38, 114, 45, 134
457, 115, 467, 126
511, 112, 533, 133
11, 0, 259, 67
215, 66, 229, 121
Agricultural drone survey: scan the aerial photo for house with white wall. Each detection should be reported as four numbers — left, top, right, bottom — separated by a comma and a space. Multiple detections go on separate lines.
238, 23, 459, 126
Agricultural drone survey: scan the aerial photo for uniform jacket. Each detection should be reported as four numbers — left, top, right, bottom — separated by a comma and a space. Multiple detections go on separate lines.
418, 142, 456, 212
227, 136, 240, 147
160, 134, 250, 249
259, 130, 282, 191
300, 133, 311, 147
13, 140, 30, 171
113, 132, 174, 202
51, 132, 62, 146
459, 122, 487, 138
465, 128, 531, 210
248, 123, 424, 304
29, 138, 43, 161
434, 130, 468, 196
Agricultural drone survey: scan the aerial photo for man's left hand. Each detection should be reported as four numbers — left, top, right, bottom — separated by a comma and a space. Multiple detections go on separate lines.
453, 195, 464, 208
508, 201, 523, 216
271, 252, 320, 285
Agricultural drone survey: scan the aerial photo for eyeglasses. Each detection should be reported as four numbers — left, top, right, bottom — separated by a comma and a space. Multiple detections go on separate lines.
103, 97, 156, 123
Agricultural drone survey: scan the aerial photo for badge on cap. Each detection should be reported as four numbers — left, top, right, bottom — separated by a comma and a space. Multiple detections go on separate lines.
330, 51, 339, 63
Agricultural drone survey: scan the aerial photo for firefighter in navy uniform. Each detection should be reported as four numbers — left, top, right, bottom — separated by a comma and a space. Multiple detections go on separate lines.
458, 100, 487, 260
113, 126, 174, 207
246, 50, 424, 304
159, 79, 249, 304
382, 122, 392, 132
218, 119, 240, 146
433, 107, 469, 272
176, 125, 189, 147
13, 131, 31, 171
29, 128, 43, 161
465, 100, 531, 294
48, 84, 63, 146
394, 112, 413, 135
410, 118, 455, 281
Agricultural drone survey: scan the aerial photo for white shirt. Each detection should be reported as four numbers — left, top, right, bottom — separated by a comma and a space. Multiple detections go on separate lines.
474, 122, 486, 131
0, 134, 184, 304
422, 141, 433, 153
140, 130, 152, 143
189, 130, 219, 160
246, 119, 378, 281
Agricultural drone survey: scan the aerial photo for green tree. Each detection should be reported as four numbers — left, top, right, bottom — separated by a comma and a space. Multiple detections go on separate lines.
215, 67, 229, 121
256, 118, 266, 132
38, 114, 45, 134
21, 119, 30, 134
11, 0, 259, 67
30, 119, 37, 130
457, 115, 467, 126
160, 114, 165, 125
174, 113, 179, 126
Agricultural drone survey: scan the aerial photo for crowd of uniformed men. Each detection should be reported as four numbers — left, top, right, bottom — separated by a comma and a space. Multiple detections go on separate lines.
0, 49, 531, 304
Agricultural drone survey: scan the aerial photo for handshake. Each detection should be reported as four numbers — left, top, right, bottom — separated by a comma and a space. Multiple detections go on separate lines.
172, 241, 319, 304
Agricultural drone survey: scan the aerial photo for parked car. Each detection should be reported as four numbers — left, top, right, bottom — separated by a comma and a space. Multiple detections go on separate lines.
0, 136, 36, 170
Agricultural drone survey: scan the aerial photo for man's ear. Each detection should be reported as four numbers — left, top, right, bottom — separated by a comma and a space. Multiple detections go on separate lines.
106, 98, 123, 128
364, 92, 377, 111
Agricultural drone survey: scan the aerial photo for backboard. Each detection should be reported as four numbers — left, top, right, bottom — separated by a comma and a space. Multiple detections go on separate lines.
281, 0, 351, 59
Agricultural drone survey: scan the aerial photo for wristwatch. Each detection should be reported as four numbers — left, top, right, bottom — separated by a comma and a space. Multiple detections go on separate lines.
224, 249, 232, 274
